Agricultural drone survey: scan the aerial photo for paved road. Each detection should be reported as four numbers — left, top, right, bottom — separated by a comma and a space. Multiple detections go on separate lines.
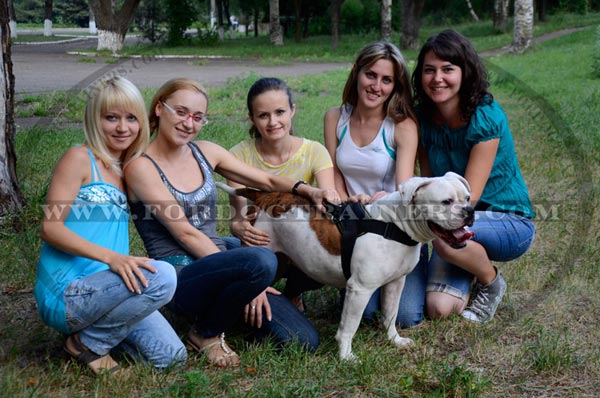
12, 37, 350, 95
12, 27, 584, 96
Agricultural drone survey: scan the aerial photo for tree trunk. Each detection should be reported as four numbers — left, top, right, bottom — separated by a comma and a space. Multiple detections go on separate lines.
89, 0, 141, 53
210, 0, 216, 29
294, 0, 302, 42
465, 0, 479, 21
493, 0, 510, 33
253, 8, 258, 37
44, 0, 53, 37
0, 1, 25, 217
330, 0, 344, 50
381, 0, 392, 42
269, 0, 283, 46
223, 0, 231, 27
511, 0, 534, 54
400, 0, 424, 50
538, 0, 547, 22
216, 0, 225, 41
89, 4, 97, 34
7, 0, 16, 38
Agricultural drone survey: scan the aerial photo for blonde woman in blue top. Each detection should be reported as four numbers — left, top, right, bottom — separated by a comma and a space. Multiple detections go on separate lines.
412, 29, 535, 323
34, 77, 185, 375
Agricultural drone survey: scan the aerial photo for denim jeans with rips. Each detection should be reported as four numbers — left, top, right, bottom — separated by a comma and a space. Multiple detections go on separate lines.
426, 211, 535, 300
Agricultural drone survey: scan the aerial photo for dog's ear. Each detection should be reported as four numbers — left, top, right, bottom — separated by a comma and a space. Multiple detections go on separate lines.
443, 172, 471, 192
398, 177, 432, 206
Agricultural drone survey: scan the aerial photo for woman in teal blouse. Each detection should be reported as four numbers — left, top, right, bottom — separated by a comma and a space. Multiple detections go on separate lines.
412, 29, 535, 324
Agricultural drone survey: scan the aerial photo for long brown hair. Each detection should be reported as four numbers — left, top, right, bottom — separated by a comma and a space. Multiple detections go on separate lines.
342, 41, 416, 123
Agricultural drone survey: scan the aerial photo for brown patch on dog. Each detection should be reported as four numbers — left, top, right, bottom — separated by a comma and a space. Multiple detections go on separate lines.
309, 212, 341, 255
242, 191, 309, 221
232, 189, 342, 256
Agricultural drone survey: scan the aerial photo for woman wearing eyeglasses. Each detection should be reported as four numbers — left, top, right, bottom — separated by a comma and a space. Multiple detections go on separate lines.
124, 78, 339, 367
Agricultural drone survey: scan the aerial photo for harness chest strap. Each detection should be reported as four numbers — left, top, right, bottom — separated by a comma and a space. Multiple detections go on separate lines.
328, 201, 419, 279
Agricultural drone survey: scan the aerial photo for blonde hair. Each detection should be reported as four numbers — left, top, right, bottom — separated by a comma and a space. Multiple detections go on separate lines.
83, 76, 149, 176
149, 78, 209, 136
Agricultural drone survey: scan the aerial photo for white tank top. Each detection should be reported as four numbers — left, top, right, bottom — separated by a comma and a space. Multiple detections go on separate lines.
335, 104, 397, 196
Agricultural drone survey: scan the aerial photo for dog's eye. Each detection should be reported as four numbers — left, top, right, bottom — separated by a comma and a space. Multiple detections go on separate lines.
442, 199, 453, 205
466, 196, 471, 203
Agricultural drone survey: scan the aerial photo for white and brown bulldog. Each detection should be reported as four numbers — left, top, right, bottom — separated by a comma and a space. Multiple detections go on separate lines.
218, 171, 474, 361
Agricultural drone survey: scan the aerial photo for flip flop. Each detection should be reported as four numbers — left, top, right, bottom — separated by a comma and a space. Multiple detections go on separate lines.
186, 329, 240, 367
64, 334, 121, 376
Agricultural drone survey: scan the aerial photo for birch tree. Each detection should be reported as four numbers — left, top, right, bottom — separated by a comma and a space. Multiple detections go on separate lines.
511, 0, 534, 53
465, 0, 479, 21
269, 0, 283, 45
0, 1, 25, 217
381, 0, 392, 42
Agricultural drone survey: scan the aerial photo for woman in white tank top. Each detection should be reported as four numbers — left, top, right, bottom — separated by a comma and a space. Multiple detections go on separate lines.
323, 41, 428, 330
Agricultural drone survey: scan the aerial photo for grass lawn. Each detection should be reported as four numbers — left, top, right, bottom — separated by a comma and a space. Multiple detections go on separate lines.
2, 19, 599, 398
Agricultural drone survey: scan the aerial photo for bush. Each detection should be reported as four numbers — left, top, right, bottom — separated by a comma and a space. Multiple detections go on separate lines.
165, 0, 197, 45
341, 0, 379, 34
560, 0, 588, 14
136, 0, 167, 43
195, 25, 220, 47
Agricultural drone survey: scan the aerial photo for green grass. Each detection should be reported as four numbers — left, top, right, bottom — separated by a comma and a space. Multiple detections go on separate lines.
2, 20, 599, 398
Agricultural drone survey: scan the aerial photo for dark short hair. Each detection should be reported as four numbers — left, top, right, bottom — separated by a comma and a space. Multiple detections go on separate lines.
412, 29, 492, 121
247, 77, 294, 138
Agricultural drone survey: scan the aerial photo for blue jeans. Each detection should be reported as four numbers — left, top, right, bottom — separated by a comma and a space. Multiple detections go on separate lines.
170, 246, 277, 338
220, 238, 319, 351
64, 260, 186, 369
427, 211, 536, 300
250, 293, 319, 352
342, 244, 429, 328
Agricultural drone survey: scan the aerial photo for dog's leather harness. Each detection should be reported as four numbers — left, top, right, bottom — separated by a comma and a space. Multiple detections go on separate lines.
326, 201, 419, 279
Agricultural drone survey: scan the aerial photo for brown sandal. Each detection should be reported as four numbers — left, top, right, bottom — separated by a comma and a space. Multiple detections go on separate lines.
186, 329, 240, 367
64, 334, 121, 375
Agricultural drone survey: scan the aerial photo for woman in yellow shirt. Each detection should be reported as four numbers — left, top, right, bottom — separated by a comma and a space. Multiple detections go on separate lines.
228, 77, 335, 351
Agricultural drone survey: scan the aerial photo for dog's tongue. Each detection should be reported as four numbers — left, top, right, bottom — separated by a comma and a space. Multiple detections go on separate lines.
453, 227, 475, 241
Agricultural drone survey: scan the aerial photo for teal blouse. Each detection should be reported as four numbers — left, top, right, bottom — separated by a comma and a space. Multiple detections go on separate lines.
418, 99, 534, 218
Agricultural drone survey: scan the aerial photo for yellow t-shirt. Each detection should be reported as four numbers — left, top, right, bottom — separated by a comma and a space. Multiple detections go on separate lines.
229, 138, 332, 185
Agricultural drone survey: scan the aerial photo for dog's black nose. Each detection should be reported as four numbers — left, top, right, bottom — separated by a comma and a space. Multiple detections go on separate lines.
464, 206, 475, 226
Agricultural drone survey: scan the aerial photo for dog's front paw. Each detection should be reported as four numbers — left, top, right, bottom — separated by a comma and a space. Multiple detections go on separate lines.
339, 351, 360, 363
392, 336, 414, 348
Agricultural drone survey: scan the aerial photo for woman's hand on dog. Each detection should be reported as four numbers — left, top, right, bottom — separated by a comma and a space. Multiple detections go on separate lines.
231, 218, 270, 246
306, 187, 341, 212
244, 287, 281, 328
